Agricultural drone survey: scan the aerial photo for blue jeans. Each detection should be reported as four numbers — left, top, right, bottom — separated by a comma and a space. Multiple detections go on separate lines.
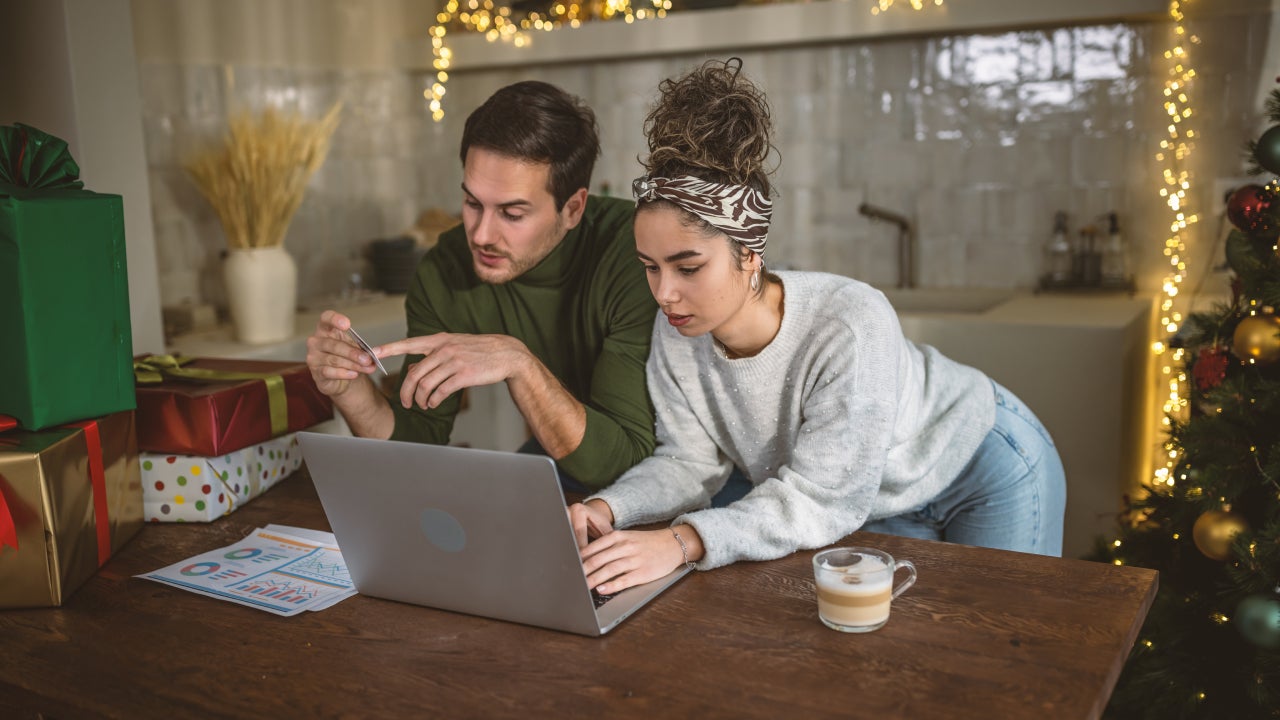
861, 381, 1067, 557
712, 467, 752, 507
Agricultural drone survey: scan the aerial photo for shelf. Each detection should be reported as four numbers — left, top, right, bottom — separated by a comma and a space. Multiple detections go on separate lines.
402, 0, 1176, 72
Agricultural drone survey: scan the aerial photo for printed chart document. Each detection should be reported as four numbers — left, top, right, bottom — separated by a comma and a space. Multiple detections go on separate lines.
138, 525, 357, 616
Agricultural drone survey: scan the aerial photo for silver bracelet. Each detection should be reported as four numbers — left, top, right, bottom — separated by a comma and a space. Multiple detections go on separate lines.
670, 527, 696, 570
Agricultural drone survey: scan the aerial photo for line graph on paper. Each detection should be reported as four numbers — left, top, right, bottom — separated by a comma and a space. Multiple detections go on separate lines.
272, 548, 352, 588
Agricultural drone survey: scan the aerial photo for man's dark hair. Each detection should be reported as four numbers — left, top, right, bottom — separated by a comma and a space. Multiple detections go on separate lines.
460, 81, 600, 210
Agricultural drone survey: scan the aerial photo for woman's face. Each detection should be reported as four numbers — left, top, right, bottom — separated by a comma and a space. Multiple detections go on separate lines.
635, 205, 758, 338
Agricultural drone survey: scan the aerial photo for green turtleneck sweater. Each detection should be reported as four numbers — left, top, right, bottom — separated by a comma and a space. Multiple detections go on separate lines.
388, 195, 657, 489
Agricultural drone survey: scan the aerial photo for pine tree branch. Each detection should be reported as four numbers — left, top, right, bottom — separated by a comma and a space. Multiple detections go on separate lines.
1267, 88, 1280, 126
1246, 139, 1266, 176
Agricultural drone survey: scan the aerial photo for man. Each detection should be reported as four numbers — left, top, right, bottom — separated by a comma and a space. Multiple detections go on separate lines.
305, 81, 657, 491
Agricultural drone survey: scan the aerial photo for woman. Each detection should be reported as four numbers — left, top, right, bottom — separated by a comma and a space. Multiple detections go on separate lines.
569, 58, 1065, 596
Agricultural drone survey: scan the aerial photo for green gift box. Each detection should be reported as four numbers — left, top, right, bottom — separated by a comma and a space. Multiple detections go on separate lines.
0, 124, 135, 430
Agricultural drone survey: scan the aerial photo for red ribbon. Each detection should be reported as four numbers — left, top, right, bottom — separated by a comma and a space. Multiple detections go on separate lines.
66, 420, 111, 566
0, 484, 15, 552
1, 418, 21, 550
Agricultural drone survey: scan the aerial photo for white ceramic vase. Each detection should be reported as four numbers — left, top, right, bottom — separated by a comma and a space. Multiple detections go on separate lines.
223, 245, 298, 344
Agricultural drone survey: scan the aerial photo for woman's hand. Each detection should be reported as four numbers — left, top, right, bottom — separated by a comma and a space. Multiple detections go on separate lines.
580, 528, 689, 594
568, 499, 615, 548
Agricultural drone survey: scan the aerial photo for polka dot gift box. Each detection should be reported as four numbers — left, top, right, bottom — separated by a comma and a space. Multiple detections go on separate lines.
141, 434, 303, 522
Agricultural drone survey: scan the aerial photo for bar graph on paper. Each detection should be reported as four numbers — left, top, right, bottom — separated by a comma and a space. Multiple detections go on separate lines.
234, 578, 321, 604
137, 526, 358, 616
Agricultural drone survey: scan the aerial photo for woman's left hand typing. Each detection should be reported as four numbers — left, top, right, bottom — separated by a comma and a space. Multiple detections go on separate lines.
580, 525, 702, 594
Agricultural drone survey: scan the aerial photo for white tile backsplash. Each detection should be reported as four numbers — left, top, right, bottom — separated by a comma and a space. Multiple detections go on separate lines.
139, 15, 1267, 308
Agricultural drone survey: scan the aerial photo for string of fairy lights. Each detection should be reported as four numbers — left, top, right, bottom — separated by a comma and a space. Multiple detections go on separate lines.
1146, 0, 1199, 499
423, 0, 944, 121
424, 0, 671, 121
870, 0, 943, 16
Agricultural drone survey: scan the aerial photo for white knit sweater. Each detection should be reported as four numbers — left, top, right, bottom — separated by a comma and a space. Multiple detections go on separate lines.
589, 271, 995, 569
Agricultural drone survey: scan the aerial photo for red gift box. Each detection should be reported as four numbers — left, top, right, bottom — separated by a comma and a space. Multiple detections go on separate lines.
134, 357, 333, 456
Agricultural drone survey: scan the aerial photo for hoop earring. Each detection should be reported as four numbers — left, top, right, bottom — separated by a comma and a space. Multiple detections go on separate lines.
750, 268, 761, 292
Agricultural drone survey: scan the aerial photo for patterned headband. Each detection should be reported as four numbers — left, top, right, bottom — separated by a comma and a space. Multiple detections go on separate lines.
632, 175, 772, 259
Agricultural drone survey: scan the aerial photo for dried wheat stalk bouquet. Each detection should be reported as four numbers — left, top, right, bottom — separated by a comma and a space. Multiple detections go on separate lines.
184, 102, 343, 250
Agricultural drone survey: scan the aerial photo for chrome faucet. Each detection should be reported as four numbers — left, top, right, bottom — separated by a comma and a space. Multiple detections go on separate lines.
858, 202, 915, 289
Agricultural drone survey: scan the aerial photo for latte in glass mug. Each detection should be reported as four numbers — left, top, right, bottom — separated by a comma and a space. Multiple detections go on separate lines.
812, 547, 917, 633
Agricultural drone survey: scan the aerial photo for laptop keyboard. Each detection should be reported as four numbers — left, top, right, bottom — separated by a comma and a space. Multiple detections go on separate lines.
591, 589, 616, 609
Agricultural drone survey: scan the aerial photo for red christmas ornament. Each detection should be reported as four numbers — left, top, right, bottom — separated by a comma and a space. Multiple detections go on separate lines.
1227, 184, 1279, 236
1194, 347, 1229, 391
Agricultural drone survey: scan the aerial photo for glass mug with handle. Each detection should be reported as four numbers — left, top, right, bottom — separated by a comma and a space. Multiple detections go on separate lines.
812, 547, 917, 633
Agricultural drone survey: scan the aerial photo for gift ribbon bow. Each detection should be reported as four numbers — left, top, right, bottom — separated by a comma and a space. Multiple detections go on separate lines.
134, 355, 290, 437
0, 123, 85, 191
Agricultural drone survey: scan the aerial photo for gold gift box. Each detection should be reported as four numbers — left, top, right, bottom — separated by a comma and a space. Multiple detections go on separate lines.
0, 410, 143, 608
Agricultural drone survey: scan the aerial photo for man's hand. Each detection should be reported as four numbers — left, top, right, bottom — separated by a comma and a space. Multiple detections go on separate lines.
377, 333, 532, 410
305, 311, 396, 439
305, 310, 380, 398
378, 331, 586, 460
568, 499, 615, 549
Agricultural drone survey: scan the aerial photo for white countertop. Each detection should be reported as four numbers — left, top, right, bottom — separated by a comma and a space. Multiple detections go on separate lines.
982, 292, 1157, 328
876, 286, 1157, 328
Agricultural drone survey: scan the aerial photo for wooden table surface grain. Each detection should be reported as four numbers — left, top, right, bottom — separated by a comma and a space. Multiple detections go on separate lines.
0, 469, 1156, 719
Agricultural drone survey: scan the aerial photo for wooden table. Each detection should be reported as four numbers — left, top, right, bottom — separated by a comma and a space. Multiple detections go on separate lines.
0, 469, 1156, 719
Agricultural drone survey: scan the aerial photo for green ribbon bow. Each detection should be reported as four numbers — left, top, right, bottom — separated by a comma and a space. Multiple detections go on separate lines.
0, 123, 85, 192
133, 355, 290, 438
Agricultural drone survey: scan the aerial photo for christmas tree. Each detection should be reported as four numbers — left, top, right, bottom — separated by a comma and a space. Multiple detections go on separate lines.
1095, 89, 1280, 719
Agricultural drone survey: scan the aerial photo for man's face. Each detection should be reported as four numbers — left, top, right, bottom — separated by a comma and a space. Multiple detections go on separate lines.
460, 147, 582, 284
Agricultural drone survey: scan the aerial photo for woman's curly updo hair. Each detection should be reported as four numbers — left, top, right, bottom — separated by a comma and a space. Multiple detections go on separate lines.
641, 57, 775, 197
639, 58, 779, 291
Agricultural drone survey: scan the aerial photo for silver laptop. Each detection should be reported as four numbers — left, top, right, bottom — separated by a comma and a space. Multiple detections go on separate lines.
297, 432, 689, 636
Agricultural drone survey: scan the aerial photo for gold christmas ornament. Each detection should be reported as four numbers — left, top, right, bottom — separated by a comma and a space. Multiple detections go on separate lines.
1232, 313, 1280, 365
1192, 509, 1250, 561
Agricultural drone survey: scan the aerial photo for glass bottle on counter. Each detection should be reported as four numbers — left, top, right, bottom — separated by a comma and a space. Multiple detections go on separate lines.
1044, 211, 1072, 285
1100, 212, 1129, 287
